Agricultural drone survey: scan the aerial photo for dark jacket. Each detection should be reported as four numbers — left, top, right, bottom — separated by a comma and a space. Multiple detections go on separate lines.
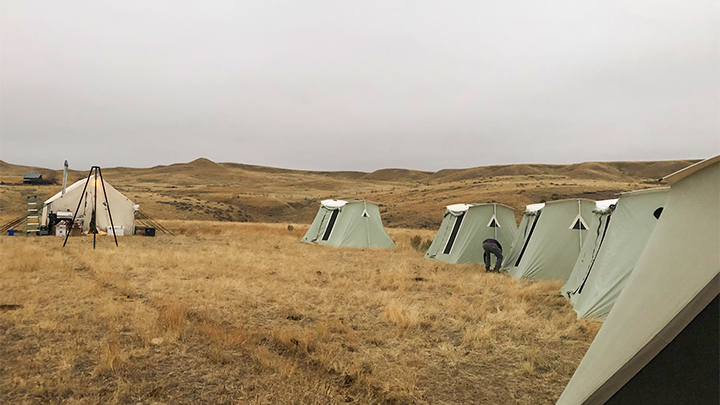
483, 238, 502, 252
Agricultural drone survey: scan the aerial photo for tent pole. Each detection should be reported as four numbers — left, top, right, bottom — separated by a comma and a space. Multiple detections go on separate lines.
63, 169, 93, 247
364, 201, 370, 246
98, 167, 119, 247
93, 167, 98, 250
493, 204, 498, 239
578, 199, 583, 250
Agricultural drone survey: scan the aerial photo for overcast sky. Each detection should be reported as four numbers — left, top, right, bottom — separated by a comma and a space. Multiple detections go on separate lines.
1, 1, 718, 172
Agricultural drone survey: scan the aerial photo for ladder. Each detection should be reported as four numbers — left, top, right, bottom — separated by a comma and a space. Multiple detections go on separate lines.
26, 196, 40, 236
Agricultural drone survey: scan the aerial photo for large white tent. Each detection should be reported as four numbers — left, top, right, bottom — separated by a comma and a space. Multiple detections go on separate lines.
503, 199, 595, 280
556, 156, 719, 405
424, 203, 517, 264
563, 189, 669, 319
41, 175, 138, 235
301, 199, 395, 249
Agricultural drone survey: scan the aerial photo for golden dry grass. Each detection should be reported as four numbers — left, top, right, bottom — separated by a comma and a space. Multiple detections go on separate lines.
1, 222, 601, 404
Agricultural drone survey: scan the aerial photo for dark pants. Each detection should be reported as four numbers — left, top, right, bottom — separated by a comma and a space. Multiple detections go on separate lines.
482, 242, 503, 271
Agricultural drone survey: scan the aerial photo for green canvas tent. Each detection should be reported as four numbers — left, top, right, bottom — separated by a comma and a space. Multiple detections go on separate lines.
556, 156, 719, 405
424, 203, 517, 264
563, 189, 669, 319
503, 199, 595, 280
301, 199, 395, 249
502, 202, 544, 271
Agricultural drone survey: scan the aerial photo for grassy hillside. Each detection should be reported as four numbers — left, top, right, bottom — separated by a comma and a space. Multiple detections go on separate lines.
0, 158, 697, 228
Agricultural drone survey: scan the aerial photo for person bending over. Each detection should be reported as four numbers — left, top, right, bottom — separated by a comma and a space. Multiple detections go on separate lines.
482, 238, 503, 272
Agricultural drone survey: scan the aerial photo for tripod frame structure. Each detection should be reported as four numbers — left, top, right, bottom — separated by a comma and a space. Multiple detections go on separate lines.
62, 166, 119, 249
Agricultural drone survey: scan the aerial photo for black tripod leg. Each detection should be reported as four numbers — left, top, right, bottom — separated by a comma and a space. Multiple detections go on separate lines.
97, 167, 118, 247
93, 167, 98, 250
63, 169, 93, 247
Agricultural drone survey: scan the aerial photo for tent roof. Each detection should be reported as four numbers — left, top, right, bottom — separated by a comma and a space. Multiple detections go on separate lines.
525, 203, 545, 212
446, 202, 515, 212
594, 199, 618, 212
44, 177, 89, 205
617, 187, 670, 196
321, 199, 379, 208
321, 199, 348, 208
544, 197, 596, 205
661, 155, 720, 184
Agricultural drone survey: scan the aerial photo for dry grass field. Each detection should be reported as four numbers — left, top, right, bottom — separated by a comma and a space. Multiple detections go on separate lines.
1, 223, 602, 404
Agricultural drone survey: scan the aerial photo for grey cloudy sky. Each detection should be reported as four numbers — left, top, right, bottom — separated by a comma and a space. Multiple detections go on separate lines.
1, 1, 718, 172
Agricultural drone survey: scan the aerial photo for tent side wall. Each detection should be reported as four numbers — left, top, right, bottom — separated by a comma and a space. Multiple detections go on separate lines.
502, 212, 534, 270
563, 209, 611, 301
301, 206, 333, 243
449, 205, 517, 264
424, 211, 456, 259
556, 161, 719, 405
509, 200, 595, 280
425, 205, 517, 264
571, 189, 669, 319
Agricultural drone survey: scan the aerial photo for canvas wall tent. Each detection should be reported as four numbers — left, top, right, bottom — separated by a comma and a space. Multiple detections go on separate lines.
502, 199, 595, 280
424, 203, 517, 264
563, 189, 669, 319
556, 156, 719, 405
301, 199, 395, 249
41, 175, 138, 235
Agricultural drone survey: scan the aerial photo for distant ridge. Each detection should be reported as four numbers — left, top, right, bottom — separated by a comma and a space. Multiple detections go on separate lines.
0, 158, 702, 183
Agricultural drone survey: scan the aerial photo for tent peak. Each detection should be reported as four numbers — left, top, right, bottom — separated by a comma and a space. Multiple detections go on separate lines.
660, 155, 719, 184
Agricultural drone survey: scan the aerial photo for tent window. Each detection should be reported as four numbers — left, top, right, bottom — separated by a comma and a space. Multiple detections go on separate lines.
570, 215, 589, 230
487, 215, 500, 228
653, 207, 664, 219
321, 210, 340, 241
514, 212, 541, 266
443, 213, 465, 254
362, 209, 369, 218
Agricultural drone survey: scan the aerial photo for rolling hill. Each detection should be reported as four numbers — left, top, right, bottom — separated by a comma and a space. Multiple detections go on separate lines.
0, 158, 700, 228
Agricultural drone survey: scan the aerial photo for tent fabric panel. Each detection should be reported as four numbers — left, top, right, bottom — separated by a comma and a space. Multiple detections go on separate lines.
302, 201, 394, 249
449, 205, 517, 264
563, 210, 611, 303
301, 207, 329, 243
556, 161, 720, 405
509, 200, 595, 280
425, 211, 455, 258
332, 202, 394, 248
425, 204, 518, 264
572, 189, 669, 319
424, 212, 455, 259
605, 293, 719, 405
502, 213, 533, 270
42, 176, 136, 234
328, 203, 366, 247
